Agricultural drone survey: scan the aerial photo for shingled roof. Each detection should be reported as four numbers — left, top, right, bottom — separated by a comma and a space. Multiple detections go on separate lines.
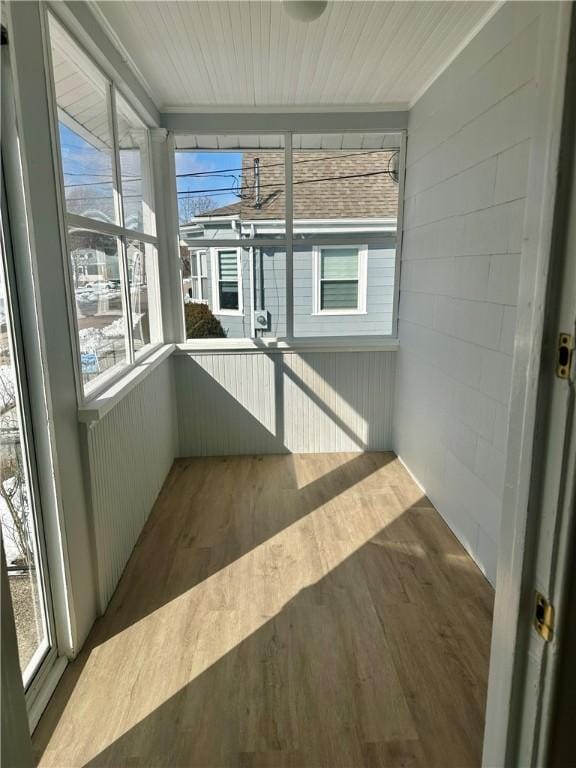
194, 150, 398, 221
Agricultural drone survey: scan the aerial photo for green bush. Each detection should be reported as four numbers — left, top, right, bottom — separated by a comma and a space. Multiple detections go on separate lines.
184, 302, 226, 339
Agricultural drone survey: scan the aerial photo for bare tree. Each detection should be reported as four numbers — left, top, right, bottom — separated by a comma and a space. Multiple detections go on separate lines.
178, 194, 215, 225
0, 363, 33, 565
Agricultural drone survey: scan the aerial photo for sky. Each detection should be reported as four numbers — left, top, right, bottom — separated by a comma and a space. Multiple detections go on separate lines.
59, 124, 244, 223
175, 151, 243, 211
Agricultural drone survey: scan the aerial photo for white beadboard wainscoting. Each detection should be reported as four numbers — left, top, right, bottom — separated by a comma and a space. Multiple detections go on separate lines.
174, 350, 396, 456
82, 359, 177, 610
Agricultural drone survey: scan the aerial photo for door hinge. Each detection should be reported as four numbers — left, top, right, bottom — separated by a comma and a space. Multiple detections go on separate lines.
556, 333, 574, 379
534, 591, 554, 641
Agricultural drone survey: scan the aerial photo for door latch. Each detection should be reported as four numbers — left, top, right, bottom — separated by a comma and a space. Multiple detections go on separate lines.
556, 333, 574, 379
534, 591, 554, 641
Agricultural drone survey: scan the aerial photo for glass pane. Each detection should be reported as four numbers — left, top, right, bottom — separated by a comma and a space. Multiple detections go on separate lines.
68, 229, 128, 390
218, 251, 238, 279
321, 248, 358, 279
292, 133, 399, 338
127, 240, 161, 353
292, 133, 400, 243
116, 94, 154, 234
174, 135, 285, 243
183, 247, 286, 340
1, 232, 50, 684
219, 282, 239, 311
321, 281, 358, 310
48, 15, 117, 224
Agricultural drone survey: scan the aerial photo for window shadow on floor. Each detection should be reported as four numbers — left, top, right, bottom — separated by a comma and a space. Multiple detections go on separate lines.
34, 457, 494, 768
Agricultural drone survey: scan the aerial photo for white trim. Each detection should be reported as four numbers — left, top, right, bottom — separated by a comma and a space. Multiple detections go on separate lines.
408, 1, 504, 109
186, 249, 208, 302
162, 103, 410, 114
78, 344, 174, 423
312, 244, 368, 315
83, 0, 157, 113
210, 246, 243, 316
28, 655, 67, 733
392, 132, 407, 337
482, 4, 573, 766
67, 213, 158, 246
43, 9, 163, 404
175, 337, 398, 354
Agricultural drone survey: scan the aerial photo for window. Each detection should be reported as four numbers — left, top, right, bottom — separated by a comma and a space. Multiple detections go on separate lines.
47, 14, 161, 397
174, 133, 401, 341
212, 249, 242, 313
186, 250, 208, 302
1, 199, 56, 689
313, 246, 367, 314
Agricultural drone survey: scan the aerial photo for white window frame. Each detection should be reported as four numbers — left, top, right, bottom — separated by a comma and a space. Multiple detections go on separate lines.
43, 10, 163, 404
312, 244, 368, 315
188, 249, 208, 302
210, 247, 243, 315
174, 130, 406, 344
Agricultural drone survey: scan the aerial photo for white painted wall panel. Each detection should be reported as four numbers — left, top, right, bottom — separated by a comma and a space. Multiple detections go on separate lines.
395, 3, 544, 585
175, 351, 395, 456
84, 359, 177, 609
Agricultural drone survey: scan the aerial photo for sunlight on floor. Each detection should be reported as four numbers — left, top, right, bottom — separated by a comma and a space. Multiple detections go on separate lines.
35, 454, 493, 768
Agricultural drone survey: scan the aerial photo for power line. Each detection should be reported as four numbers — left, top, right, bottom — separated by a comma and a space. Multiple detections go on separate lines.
176, 168, 396, 197
175, 149, 397, 178
66, 166, 399, 202
62, 150, 399, 188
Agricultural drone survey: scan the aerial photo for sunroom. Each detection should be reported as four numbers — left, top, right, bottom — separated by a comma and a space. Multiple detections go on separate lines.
2, 2, 575, 767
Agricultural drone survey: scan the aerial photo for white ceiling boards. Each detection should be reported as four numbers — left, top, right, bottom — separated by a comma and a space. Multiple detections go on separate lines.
92, 1, 498, 111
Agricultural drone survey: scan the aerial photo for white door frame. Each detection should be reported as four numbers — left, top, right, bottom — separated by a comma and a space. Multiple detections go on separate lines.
483, 4, 575, 766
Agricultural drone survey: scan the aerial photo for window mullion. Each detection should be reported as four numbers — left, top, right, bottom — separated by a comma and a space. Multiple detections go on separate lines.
108, 84, 124, 230
118, 236, 135, 364
284, 132, 294, 338
109, 85, 135, 364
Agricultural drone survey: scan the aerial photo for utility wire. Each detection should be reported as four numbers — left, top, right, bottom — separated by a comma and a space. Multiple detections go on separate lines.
175, 149, 397, 178
176, 168, 397, 196
62, 150, 399, 188
68, 167, 397, 203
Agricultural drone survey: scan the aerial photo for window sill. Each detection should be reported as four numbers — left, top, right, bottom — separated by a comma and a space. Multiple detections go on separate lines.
175, 337, 399, 354
311, 311, 368, 316
78, 344, 175, 424
216, 310, 244, 316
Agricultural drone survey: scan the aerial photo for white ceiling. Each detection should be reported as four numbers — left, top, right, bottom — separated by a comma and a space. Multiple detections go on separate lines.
93, 1, 497, 112
174, 132, 400, 149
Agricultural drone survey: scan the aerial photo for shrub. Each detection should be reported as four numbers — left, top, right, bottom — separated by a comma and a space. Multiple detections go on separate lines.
184, 302, 226, 339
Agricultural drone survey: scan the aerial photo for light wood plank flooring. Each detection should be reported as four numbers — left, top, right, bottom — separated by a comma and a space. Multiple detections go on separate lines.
34, 453, 494, 767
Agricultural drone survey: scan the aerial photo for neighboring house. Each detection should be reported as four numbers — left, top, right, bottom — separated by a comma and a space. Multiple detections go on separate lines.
180, 150, 399, 337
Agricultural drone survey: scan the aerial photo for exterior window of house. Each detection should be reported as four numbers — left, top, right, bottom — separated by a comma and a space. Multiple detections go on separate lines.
174, 133, 401, 341
188, 251, 208, 301
314, 247, 367, 314
214, 250, 242, 313
46, 13, 161, 398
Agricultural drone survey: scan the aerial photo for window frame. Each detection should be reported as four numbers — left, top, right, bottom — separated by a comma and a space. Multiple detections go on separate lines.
175, 130, 405, 343
44, 10, 163, 404
210, 247, 243, 316
312, 244, 368, 316
188, 249, 208, 303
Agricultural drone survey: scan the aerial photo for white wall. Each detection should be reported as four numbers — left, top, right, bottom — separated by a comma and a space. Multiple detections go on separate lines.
394, 2, 545, 584
175, 350, 395, 455
82, 359, 177, 609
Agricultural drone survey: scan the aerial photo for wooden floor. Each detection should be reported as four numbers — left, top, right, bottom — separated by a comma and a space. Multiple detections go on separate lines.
34, 453, 494, 768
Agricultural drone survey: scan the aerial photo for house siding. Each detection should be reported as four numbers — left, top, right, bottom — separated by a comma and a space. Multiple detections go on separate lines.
200, 243, 396, 339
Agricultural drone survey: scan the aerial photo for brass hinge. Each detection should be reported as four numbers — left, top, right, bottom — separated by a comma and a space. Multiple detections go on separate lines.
534, 591, 554, 641
556, 333, 574, 379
